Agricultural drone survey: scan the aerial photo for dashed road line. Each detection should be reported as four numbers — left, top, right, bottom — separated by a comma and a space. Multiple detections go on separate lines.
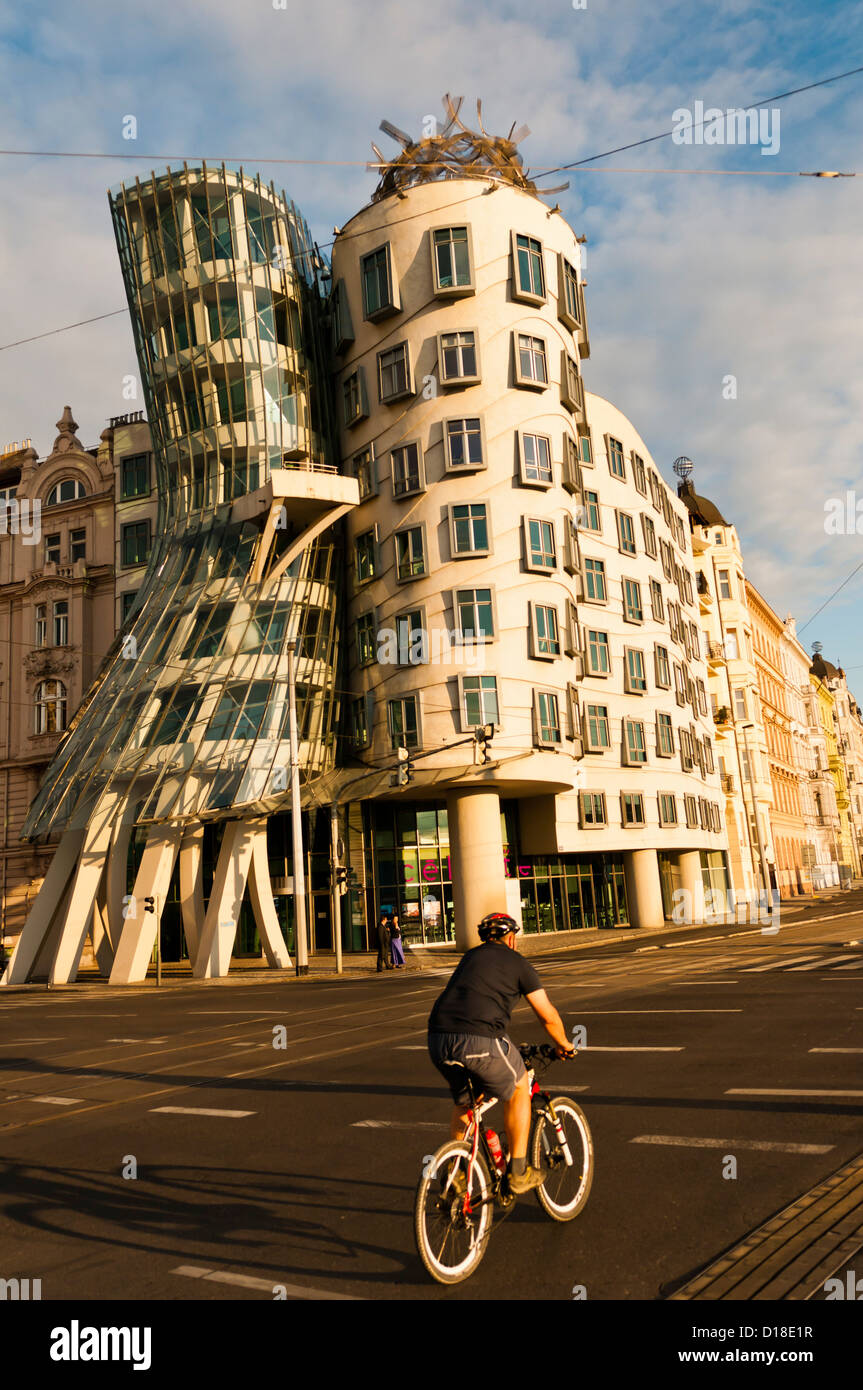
151, 1106, 255, 1118
576, 1045, 684, 1052
172, 1264, 358, 1300
726, 1088, 863, 1099
631, 1134, 833, 1154
32, 1096, 82, 1106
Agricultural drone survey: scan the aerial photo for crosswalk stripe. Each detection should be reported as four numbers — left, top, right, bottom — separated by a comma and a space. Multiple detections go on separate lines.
741, 955, 821, 973
787, 955, 860, 972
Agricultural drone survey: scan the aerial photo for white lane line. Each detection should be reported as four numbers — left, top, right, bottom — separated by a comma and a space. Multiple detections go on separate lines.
395, 1045, 428, 1050
543, 1084, 590, 1093
577, 1045, 684, 1052
151, 1106, 255, 1117
352, 1120, 444, 1130
741, 955, 821, 973
172, 1265, 357, 1300
666, 980, 739, 985
0, 1038, 63, 1044
726, 1088, 863, 1098
189, 1010, 275, 1014
631, 1134, 833, 1154
107, 1037, 169, 1044
570, 1009, 742, 1015
788, 955, 860, 972
809, 1048, 863, 1054
32, 1096, 82, 1106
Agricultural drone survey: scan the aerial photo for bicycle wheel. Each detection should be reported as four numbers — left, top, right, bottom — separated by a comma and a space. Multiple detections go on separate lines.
531, 1097, 593, 1222
414, 1141, 493, 1284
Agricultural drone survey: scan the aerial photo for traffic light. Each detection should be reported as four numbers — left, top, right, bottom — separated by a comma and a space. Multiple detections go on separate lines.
475, 722, 494, 764
390, 745, 414, 786
143, 896, 155, 914
335, 866, 348, 895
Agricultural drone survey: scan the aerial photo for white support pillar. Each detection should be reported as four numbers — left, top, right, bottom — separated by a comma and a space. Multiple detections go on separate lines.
446, 789, 507, 951
51, 794, 123, 984
194, 820, 255, 979
677, 850, 705, 924
1, 826, 85, 986
623, 849, 665, 931
247, 821, 292, 969
91, 875, 116, 977
179, 823, 205, 964
105, 804, 137, 946
109, 824, 183, 984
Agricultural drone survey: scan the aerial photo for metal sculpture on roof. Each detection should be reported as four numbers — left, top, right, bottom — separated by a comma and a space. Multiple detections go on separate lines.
370, 94, 569, 201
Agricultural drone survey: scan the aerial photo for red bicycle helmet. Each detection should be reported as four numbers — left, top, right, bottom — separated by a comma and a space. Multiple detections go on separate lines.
477, 911, 521, 941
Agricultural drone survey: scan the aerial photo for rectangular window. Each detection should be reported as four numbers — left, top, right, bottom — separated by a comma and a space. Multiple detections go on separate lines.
718, 568, 732, 600
563, 435, 582, 495
355, 529, 377, 583
624, 719, 647, 764
361, 244, 397, 320
395, 609, 426, 665
431, 226, 473, 294
34, 604, 46, 646
525, 517, 556, 570
623, 579, 643, 623
52, 600, 68, 646
70, 528, 86, 562
532, 603, 560, 658
45, 533, 61, 565
617, 511, 637, 555
451, 503, 489, 555
684, 794, 699, 829
377, 342, 412, 402
534, 690, 561, 746
356, 612, 376, 665
331, 279, 354, 354
350, 695, 370, 748
582, 490, 601, 533
674, 663, 687, 707
515, 333, 548, 387
395, 525, 426, 582
583, 557, 607, 602
607, 436, 626, 479
461, 675, 499, 728
641, 514, 657, 557
655, 644, 671, 688
121, 453, 150, 498
650, 579, 664, 622
625, 647, 647, 694
445, 417, 484, 470
586, 628, 611, 676
342, 368, 368, 427
656, 712, 675, 757
679, 728, 694, 772
579, 430, 594, 468
696, 678, 708, 717
121, 590, 138, 622
621, 792, 646, 826
580, 791, 607, 827
392, 442, 424, 498
388, 694, 419, 750
658, 793, 678, 826
122, 521, 150, 567
561, 353, 583, 414
632, 454, 647, 495
352, 446, 376, 501
558, 255, 583, 330
585, 703, 610, 751
455, 587, 494, 642
207, 289, 240, 341
439, 330, 480, 384
514, 233, 546, 301
733, 688, 748, 720
520, 432, 553, 486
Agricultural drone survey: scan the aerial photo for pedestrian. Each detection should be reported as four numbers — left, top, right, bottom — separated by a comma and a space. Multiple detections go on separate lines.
389, 913, 405, 968
376, 910, 393, 972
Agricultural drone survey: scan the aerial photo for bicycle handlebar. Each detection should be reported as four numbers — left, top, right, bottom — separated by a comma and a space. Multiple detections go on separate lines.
518, 1042, 575, 1070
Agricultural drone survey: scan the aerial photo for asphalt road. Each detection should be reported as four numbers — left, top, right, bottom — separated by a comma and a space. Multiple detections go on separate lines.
1, 907, 863, 1302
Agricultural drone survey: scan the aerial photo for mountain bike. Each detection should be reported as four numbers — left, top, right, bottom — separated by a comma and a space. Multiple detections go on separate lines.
414, 1043, 593, 1285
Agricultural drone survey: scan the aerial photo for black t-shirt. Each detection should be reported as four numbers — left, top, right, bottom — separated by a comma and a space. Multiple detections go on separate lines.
428, 943, 543, 1038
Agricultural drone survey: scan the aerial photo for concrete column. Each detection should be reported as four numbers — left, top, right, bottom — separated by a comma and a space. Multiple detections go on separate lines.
623, 849, 665, 931
194, 820, 255, 978
179, 823, 205, 963
247, 820, 292, 969
676, 850, 705, 924
1, 826, 84, 985
446, 789, 507, 951
109, 824, 183, 984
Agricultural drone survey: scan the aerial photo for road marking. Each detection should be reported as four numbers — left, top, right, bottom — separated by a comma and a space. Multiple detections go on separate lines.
0, 1038, 62, 1044
726, 1088, 863, 1098
352, 1120, 444, 1130
32, 1096, 81, 1106
106, 1037, 169, 1044
151, 1106, 255, 1117
808, 1047, 863, 1053
576, 1045, 684, 1052
788, 955, 860, 972
570, 1009, 742, 1014
172, 1265, 357, 1300
544, 1084, 590, 1093
741, 955, 821, 973
631, 1134, 834, 1154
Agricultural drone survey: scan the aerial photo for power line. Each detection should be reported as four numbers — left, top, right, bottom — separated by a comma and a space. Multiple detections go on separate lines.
798, 559, 863, 633
0, 309, 129, 352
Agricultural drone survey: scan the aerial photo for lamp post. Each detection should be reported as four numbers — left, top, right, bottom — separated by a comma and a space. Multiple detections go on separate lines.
286, 641, 308, 975
741, 723, 773, 920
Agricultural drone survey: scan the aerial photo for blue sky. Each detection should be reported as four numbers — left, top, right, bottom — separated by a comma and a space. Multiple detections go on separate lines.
1, 0, 861, 680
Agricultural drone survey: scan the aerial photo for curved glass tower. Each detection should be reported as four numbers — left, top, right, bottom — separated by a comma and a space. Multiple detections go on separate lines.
9, 165, 358, 985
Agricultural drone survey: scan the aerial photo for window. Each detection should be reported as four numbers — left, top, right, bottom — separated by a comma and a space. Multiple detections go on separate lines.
445, 417, 484, 470
585, 703, 610, 751
641, 514, 657, 558
122, 521, 150, 567
582, 490, 601, 533
625, 648, 647, 694
388, 694, 419, 750
621, 792, 646, 826
586, 628, 611, 676
455, 587, 494, 642
679, 728, 695, 772
207, 289, 241, 340
655, 644, 671, 688
658, 793, 678, 826
356, 612, 376, 665
70, 529, 86, 563
579, 430, 594, 468
580, 791, 607, 827
532, 603, 560, 658
35, 679, 66, 734
623, 579, 643, 623
351, 446, 377, 501
350, 696, 370, 749
617, 511, 637, 555
392, 442, 424, 498
648, 580, 664, 623
583, 557, 607, 602
439, 330, 480, 385
35, 604, 47, 647
331, 279, 354, 354
45, 534, 61, 565
461, 675, 499, 729
46, 478, 86, 507
395, 525, 426, 582
361, 244, 397, 320
342, 368, 368, 426
515, 333, 548, 388
451, 503, 489, 555
660, 539, 673, 580
656, 712, 675, 758
355, 529, 377, 583
121, 590, 139, 623
684, 795, 699, 829
696, 678, 708, 717
561, 354, 583, 414
632, 454, 647, 495
377, 343, 412, 402
216, 377, 250, 427
563, 435, 582, 495
534, 690, 561, 746
395, 609, 427, 665
558, 255, 583, 330
674, 662, 687, 707
607, 437, 626, 479
52, 600, 68, 646
121, 454, 149, 498
525, 517, 556, 571
681, 569, 694, 606
519, 432, 553, 486
718, 568, 732, 600
431, 226, 473, 294
733, 688, 748, 720
513, 233, 546, 301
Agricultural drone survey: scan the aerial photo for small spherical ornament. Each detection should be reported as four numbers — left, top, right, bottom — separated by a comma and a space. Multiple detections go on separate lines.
812, 641, 823, 655
673, 456, 694, 481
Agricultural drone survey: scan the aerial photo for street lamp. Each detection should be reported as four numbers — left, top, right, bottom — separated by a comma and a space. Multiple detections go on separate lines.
286, 640, 309, 976
741, 722, 773, 919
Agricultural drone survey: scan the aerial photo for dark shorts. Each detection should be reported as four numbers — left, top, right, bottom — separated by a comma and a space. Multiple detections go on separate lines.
428, 1030, 527, 1105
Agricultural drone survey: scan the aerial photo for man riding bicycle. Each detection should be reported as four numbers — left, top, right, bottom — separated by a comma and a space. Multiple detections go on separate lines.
427, 911, 574, 1195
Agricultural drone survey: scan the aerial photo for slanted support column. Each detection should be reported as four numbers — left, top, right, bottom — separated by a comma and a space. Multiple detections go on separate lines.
109, 824, 183, 984
51, 793, 123, 984
1, 827, 85, 985
247, 821, 292, 969
676, 850, 705, 924
194, 820, 255, 978
446, 789, 507, 951
179, 823, 205, 964
623, 849, 665, 931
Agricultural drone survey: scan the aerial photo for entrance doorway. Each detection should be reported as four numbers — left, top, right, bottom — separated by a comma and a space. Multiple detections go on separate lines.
312, 893, 332, 950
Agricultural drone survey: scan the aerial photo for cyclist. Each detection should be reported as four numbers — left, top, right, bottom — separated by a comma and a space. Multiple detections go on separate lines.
427, 911, 574, 1195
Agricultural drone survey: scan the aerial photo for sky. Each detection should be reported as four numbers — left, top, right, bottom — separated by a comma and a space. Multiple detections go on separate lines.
1, 0, 861, 682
